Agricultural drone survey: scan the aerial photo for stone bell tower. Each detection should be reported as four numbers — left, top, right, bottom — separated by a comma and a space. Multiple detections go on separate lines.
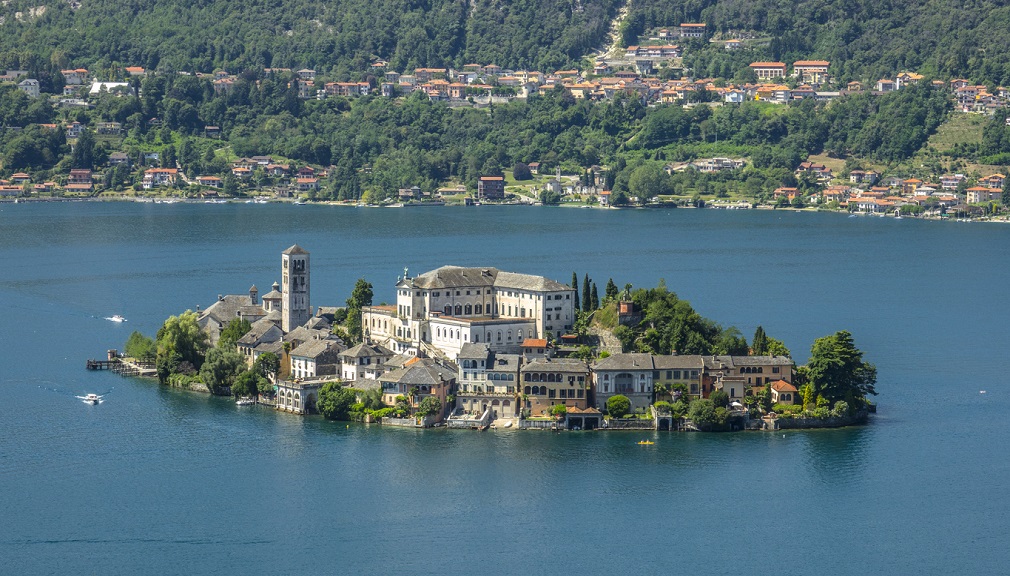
281, 245, 310, 332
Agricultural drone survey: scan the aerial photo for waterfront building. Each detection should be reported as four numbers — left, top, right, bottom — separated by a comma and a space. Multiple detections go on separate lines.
338, 342, 395, 383
456, 343, 521, 419
236, 317, 284, 364
290, 339, 343, 380
378, 357, 457, 422
652, 355, 705, 399
704, 355, 794, 403
362, 266, 575, 359
520, 357, 590, 416
592, 353, 655, 413
275, 379, 321, 415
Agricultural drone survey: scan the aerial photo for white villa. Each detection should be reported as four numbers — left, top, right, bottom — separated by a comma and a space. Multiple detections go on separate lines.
362, 266, 576, 359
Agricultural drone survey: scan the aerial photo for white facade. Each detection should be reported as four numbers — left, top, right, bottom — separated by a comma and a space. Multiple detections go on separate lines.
364, 266, 575, 359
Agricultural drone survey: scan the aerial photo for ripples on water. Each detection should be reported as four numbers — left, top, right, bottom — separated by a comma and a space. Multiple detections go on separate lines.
3, 204, 1010, 575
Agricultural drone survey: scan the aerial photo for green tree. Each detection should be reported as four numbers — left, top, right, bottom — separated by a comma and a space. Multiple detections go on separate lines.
581, 273, 591, 313
613, 325, 635, 352
217, 318, 251, 350
253, 351, 280, 380
551, 404, 568, 417
713, 327, 748, 355
199, 347, 246, 394
590, 282, 599, 310
766, 337, 791, 357
605, 278, 619, 302
345, 278, 374, 342
223, 174, 239, 197
606, 394, 631, 418
627, 163, 668, 200
807, 330, 877, 405
317, 382, 356, 420
124, 331, 156, 362
709, 389, 729, 409
752, 326, 768, 355
571, 271, 580, 311
513, 162, 532, 180
688, 398, 728, 429
416, 395, 442, 417
231, 370, 265, 398
1003, 176, 1010, 208
155, 310, 208, 382
71, 129, 96, 170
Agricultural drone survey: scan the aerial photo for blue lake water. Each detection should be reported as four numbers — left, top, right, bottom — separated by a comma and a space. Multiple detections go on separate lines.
2, 202, 1008, 575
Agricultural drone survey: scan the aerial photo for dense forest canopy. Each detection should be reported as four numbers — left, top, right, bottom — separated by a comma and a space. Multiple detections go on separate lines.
0, 0, 619, 74
626, 0, 1010, 86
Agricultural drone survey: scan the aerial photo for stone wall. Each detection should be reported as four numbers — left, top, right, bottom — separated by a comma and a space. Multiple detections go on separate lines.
767, 411, 868, 430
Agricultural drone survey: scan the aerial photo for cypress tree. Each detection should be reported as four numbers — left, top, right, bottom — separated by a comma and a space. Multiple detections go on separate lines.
591, 282, 599, 310
582, 274, 591, 313
752, 326, 768, 356
572, 271, 580, 311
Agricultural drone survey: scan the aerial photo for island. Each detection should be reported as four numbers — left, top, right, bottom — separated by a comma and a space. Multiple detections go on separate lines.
110, 245, 877, 432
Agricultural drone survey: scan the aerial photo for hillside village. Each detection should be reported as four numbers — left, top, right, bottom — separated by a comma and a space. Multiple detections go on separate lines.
2, 22, 1010, 214
162, 245, 872, 432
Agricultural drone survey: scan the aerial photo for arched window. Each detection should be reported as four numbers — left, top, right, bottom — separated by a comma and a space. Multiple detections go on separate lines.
464, 304, 472, 315
475, 304, 483, 315
556, 374, 562, 382
454, 304, 462, 316
507, 330, 512, 341
444, 305, 452, 315
508, 374, 514, 381
548, 373, 556, 382
497, 331, 502, 342
518, 329, 523, 341
524, 386, 531, 394
474, 333, 480, 342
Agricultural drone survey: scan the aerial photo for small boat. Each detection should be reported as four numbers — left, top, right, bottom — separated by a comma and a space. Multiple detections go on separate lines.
77, 393, 103, 405
503, 420, 513, 428
637, 440, 655, 445
235, 397, 256, 406
106, 315, 127, 323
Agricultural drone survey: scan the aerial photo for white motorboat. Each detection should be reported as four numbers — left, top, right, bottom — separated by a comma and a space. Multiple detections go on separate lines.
77, 393, 103, 405
106, 315, 127, 323
235, 397, 256, 406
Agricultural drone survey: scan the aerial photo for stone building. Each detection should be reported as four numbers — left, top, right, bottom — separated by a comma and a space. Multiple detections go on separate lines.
281, 245, 311, 332
362, 266, 575, 359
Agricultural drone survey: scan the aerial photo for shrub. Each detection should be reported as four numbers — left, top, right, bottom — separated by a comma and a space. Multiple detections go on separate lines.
813, 406, 831, 419
653, 401, 673, 414
832, 400, 850, 418
606, 394, 631, 418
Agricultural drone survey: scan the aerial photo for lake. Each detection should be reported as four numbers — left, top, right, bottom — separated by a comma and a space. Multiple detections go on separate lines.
2, 202, 1007, 575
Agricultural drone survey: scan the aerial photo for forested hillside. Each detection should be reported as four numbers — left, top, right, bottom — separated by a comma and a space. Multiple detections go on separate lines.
0, 0, 618, 74
624, 0, 1010, 85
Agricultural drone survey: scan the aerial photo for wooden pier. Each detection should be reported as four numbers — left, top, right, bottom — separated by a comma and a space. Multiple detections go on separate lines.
86, 358, 157, 377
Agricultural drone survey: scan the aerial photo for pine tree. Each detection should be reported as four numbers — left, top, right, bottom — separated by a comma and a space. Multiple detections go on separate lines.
582, 273, 591, 313
571, 271, 580, 312
591, 282, 599, 310
605, 278, 619, 301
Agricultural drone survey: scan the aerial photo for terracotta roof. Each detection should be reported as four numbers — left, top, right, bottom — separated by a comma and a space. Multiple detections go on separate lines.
770, 380, 797, 393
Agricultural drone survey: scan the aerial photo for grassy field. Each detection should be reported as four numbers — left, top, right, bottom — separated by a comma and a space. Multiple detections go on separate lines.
927, 113, 986, 151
